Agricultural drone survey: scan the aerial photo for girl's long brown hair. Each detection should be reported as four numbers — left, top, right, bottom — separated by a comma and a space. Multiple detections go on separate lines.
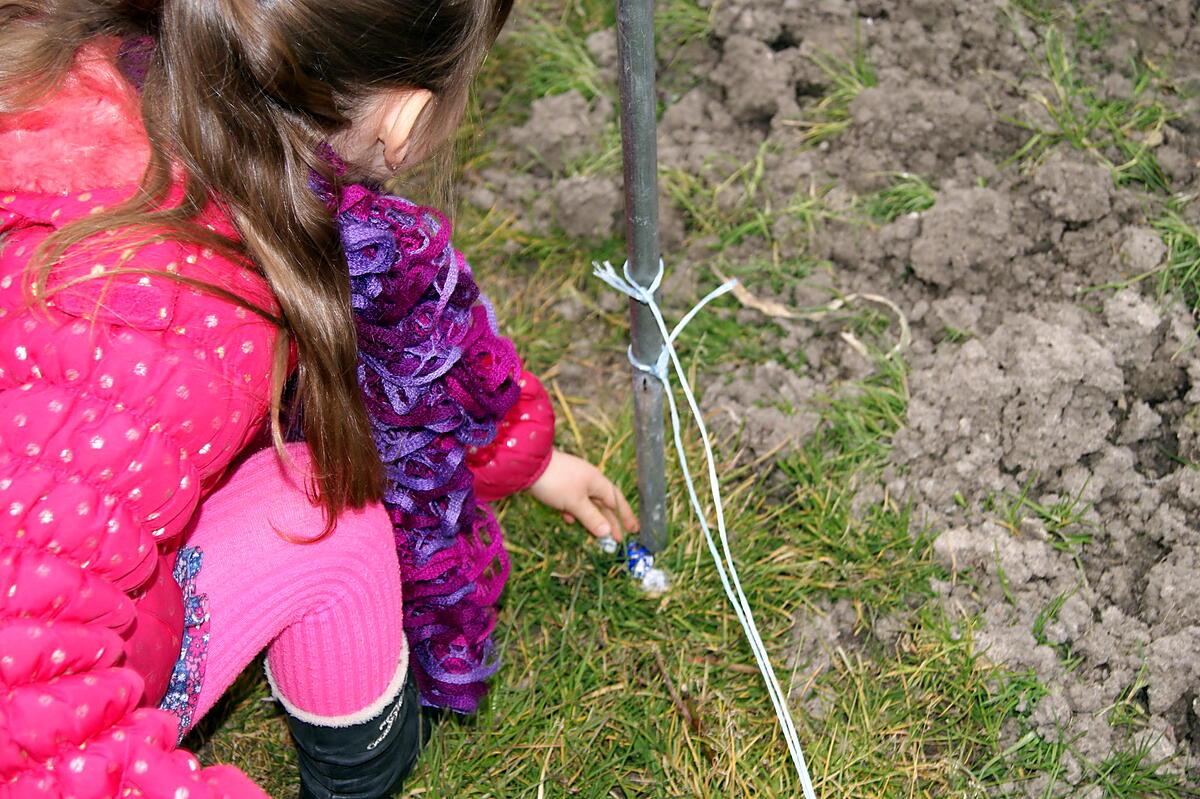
0, 0, 512, 531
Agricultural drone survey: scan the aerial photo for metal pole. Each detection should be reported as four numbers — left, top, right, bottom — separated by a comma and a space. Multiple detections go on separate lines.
616, 0, 668, 553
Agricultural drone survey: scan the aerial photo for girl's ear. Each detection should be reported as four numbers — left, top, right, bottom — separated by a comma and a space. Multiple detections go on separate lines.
377, 89, 434, 171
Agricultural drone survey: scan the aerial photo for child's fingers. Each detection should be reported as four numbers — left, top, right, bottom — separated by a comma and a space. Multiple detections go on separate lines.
565, 505, 622, 543
611, 487, 638, 532
566, 496, 614, 540
598, 505, 623, 542
589, 472, 639, 533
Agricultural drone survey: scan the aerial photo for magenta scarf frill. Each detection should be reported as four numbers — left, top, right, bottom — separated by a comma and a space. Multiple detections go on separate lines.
313, 172, 522, 713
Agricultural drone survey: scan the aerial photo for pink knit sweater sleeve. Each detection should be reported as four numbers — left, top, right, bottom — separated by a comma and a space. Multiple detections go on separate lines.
466, 369, 556, 502
0, 205, 275, 798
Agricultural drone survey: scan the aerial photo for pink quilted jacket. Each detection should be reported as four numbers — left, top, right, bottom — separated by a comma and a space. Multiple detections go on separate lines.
0, 41, 280, 798
0, 39, 558, 797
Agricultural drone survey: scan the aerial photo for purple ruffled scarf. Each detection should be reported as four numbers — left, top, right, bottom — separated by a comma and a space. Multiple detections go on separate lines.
311, 167, 522, 713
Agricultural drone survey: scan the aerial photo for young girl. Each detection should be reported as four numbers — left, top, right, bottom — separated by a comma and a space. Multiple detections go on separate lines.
0, 2, 637, 797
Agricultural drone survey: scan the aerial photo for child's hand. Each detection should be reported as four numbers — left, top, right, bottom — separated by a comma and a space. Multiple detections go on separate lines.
528, 449, 639, 542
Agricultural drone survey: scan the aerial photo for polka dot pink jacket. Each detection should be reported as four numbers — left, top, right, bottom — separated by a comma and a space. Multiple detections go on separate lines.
0, 42, 278, 798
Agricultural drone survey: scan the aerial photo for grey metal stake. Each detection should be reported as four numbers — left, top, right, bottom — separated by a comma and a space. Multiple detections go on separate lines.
616, 0, 668, 553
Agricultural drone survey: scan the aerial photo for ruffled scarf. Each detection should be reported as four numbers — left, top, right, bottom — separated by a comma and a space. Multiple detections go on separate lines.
310, 171, 521, 713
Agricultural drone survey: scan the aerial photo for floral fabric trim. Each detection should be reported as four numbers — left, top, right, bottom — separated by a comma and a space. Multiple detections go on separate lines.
159, 545, 211, 743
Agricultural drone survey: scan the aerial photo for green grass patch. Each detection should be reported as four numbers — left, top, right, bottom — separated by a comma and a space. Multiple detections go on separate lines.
1010, 0, 1067, 26
187, 664, 295, 798
860, 174, 937, 224
939, 326, 974, 344
1086, 202, 1200, 323
721, 253, 830, 300
565, 122, 623, 177
656, 0, 712, 55
1008, 26, 1177, 192
805, 604, 1184, 797
768, 358, 938, 616
1007, 1, 1115, 51
1151, 208, 1200, 316
1007, 2, 1116, 56
1104, 667, 1152, 731
507, 12, 609, 102
783, 38, 877, 145
986, 475, 1095, 554
662, 143, 838, 251
797, 357, 909, 474
661, 147, 774, 249
1030, 590, 1085, 669
470, 0, 711, 130
1031, 590, 1071, 647
456, 4, 615, 169
673, 306, 807, 372
1089, 742, 1191, 799
1073, 4, 1114, 52
664, 255, 821, 370
800, 611, 1062, 797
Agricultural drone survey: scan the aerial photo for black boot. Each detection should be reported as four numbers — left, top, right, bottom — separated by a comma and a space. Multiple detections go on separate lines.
284, 668, 427, 799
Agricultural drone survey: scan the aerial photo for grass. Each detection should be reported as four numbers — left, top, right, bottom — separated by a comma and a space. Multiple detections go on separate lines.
1073, 4, 1114, 52
1084, 202, 1200, 322
860, 174, 937, 224
507, 12, 609, 103
783, 39, 878, 145
1105, 667, 1151, 731
458, 0, 714, 180
469, 0, 712, 126
1031, 590, 1073, 651
772, 360, 941, 619
799, 612, 1060, 797
661, 143, 776, 249
666, 254, 827, 371
1090, 743, 1191, 799
939, 326, 974, 344
1151, 208, 1200, 316
1010, 0, 1061, 26
661, 165, 768, 249
672, 304, 807, 372
988, 476, 1095, 554
1008, 1, 1115, 52
662, 142, 839, 253
1007, 26, 1177, 192
189, 666, 294, 798
655, 0, 712, 56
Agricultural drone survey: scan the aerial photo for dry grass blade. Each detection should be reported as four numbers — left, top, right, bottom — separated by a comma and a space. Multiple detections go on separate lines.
711, 265, 912, 358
